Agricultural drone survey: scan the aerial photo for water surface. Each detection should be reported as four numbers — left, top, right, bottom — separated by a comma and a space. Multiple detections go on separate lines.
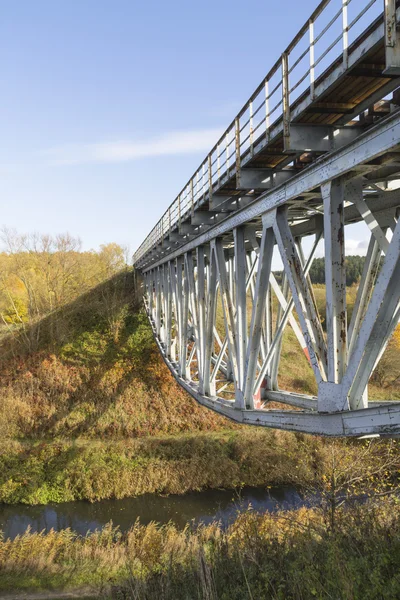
0, 485, 303, 540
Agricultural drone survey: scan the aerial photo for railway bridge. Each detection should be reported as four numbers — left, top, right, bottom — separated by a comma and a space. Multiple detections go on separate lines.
133, 0, 400, 436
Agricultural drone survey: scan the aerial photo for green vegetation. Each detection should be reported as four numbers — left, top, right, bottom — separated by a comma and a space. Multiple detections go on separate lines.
275, 255, 377, 287
1, 497, 399, 599
0, 431, 318, 505
0, 234, 399, 506
0, 233, 399, 598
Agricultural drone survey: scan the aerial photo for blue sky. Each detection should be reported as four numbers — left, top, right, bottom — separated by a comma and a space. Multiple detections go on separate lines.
1, 0, 371, 257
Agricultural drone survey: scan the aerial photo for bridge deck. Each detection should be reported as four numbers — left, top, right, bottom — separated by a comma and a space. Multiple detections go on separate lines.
134, 0, 400, 270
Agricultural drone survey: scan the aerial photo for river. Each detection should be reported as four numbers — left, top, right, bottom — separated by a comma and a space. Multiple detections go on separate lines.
0, 485, 304, 540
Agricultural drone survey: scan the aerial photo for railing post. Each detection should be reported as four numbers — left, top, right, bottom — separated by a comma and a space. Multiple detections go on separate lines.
202, 163, 205, 203
309, 18, 315, 100
190, 179, 194, 216
342, 0, 348, 69
249, 100, 254, 156
225, 132, 230, 175
208, 154, 212, 203
384, 0, 400, 74
282, 52, 290, 151
265, 79, 270, 140
235, 117, 241, 188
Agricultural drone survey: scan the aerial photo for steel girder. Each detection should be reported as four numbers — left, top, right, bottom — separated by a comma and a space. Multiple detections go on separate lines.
139, 112, 400, 437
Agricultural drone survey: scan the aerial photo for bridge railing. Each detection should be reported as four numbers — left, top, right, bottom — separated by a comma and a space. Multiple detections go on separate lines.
133, 0, 382, 266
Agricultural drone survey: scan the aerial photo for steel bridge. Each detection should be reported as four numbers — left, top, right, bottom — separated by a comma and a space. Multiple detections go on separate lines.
133, 0, 400, 436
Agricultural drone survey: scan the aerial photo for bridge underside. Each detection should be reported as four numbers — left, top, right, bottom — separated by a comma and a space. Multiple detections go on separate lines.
135, 1, 400, 436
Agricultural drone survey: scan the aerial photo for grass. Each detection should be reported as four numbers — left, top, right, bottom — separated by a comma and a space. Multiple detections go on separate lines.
0, 273, 234, 441
0, 271, 399, 597
0, 271, 399, 505
0, 430, 322, 504
1, 497, 399, 599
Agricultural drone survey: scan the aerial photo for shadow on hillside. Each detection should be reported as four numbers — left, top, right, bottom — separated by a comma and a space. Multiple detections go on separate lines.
0, 269, 225, 440
0, 269, 138, 362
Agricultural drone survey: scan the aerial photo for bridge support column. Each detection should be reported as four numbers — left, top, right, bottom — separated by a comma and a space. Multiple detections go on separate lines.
320, 178, 348, 412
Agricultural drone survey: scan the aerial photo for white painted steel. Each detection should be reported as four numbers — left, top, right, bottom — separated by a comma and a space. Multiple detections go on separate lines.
136, 1, 400, 437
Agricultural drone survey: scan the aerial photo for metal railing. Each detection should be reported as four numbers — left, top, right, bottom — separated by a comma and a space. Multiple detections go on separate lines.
133, 0, 382, 265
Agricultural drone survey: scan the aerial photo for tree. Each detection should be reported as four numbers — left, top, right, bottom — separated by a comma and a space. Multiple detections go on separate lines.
0, 227, 129, 350
302, 439, 400, 532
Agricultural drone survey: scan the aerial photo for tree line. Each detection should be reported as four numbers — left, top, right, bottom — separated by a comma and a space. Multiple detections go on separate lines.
0, 228, 129, 336
275, 255, 372, 286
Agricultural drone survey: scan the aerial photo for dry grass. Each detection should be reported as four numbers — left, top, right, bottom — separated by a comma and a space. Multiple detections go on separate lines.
1, 497, 399, 599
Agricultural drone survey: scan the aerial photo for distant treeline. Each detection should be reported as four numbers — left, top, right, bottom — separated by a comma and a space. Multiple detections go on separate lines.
275, 255, 374, 286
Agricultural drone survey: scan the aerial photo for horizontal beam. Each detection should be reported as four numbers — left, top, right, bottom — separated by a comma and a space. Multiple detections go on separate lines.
286, 124, 362, 153
191, 211, 220, 225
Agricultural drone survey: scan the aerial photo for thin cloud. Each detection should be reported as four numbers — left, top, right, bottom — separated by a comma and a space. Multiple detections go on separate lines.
314, 238, 369, 258
43, 127, 224, 166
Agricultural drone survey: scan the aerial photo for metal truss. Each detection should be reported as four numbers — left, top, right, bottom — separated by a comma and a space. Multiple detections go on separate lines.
134, 0, 400, 436
140, 111, 400, 437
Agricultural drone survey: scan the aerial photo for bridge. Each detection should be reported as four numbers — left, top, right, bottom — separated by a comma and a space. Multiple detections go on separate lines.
133, 0, 400, 437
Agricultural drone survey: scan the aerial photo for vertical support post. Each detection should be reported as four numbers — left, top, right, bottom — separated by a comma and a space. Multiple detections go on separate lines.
228, 255, 235, 303
234, 227, 247, 403
213, 239, 239, 388
155, 267, 161, 337
161, 264, 167, 346
185, 251, 202, 383
322, 179, 347, 384
164, 262, 172, 358
197, 245, 206, 391
169, 261, 178, 362
148, 270, 154, 318
177, 256, 189, 378
235, 117, 241, 188
282, 52, 290, 151
309, 18, 315, 100
384, 0, 400, 75
204, 247, 218, 397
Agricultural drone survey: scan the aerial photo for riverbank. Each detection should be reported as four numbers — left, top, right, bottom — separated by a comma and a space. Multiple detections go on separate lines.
0, 429, 321, 504
1, 497, 399, 598
2, 429, 398, 506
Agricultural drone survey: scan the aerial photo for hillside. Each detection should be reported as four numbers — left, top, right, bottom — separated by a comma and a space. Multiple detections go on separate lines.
1, 267, 323, 505
0, 245, 399, 505
0, 270, 232, 440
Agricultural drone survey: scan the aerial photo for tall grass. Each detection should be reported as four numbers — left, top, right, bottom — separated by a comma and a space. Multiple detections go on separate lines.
0, 430, 321, 504
1, 498, 399, 599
